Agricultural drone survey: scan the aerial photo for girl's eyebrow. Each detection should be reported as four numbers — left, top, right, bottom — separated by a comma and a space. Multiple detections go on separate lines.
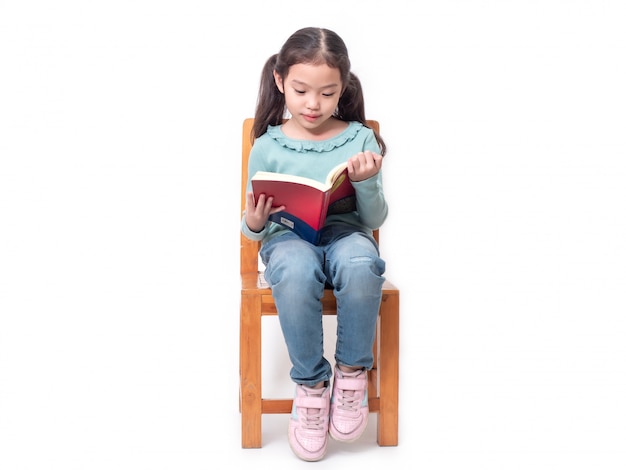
290, 79, 340, 89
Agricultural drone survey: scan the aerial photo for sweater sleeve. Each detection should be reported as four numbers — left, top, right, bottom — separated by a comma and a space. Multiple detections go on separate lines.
351, 126, 388, 229
352, 170, 388, 229
240, 139, 269, 241
241, 214, 268, 241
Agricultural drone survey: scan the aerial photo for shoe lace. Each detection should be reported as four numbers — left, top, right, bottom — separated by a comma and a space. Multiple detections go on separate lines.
298, 386, 326, 430
301, 407, 325, 430
335, 369, 365, 412
335, 387, 359, 411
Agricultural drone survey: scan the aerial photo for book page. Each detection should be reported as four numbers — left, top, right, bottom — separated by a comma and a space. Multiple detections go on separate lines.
325, 162, 349, 187
252, 171, 328, 192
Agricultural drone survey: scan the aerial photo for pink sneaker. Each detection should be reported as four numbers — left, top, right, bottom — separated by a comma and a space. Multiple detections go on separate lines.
329, 367, 369, 442
288, 384, 330, 461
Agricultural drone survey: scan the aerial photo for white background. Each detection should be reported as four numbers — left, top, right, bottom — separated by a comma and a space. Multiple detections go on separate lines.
1, 1, 625, 469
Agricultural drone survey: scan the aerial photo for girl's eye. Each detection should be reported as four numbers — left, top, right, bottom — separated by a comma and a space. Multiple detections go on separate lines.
322, 93, 336, 97
295, 89, 305, 94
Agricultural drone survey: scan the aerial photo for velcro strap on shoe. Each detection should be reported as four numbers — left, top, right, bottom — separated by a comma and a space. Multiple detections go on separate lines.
295, 396, 328, 409
335, 377, 367, 391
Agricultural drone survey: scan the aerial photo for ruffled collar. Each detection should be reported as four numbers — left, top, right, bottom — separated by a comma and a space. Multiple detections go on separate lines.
266, 121, 364, 153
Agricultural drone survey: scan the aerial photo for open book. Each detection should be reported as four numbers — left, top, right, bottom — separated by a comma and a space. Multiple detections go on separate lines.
251, 162, 356, 244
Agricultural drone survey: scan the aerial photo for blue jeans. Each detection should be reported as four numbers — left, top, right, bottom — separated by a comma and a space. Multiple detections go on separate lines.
260, 224, 386, 387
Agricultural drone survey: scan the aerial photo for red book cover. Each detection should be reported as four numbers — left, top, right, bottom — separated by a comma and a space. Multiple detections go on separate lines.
251, 163, 356, 244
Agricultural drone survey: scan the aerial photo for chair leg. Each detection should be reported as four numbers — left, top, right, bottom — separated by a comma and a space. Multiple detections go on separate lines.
377, 290, 400, 446
240, 294, 263, 448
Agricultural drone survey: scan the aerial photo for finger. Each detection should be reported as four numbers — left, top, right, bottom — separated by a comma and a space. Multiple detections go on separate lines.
372, 152, 383, 169
254, 193, 268, 212
346, 159, 356, 179
359, 151, 375, 172
246, 191, 257, 209
269, 204, 286, 215
363, 151, 383, 171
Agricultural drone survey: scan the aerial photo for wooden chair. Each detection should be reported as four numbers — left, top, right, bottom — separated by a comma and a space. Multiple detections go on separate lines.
239, 117, 400, 448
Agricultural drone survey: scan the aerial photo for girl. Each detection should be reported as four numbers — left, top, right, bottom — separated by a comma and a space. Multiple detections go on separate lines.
241, 27, 388, 462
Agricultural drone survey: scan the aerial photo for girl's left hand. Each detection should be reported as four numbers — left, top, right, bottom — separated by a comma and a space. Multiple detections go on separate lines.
347, 150, 383, 182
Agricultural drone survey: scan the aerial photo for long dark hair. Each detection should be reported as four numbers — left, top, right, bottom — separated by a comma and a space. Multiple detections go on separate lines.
252, 27, 386, 156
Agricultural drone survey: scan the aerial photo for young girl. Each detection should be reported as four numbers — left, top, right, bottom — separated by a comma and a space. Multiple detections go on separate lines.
241, 27, 388, 462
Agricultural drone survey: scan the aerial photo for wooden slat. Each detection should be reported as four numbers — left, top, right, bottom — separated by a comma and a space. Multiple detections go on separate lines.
239, 293, 263, 448
376, 287, 400, 446
261, 398, 381, 414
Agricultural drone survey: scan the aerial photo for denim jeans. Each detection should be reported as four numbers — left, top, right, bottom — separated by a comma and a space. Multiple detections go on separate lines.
260, 224, 386, 387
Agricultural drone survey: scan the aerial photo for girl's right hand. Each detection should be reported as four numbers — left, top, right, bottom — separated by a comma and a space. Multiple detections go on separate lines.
347, 150, 383, 182
244, 191, 285, 232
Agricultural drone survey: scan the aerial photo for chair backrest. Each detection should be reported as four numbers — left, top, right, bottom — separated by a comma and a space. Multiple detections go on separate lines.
240, 118, 380, 275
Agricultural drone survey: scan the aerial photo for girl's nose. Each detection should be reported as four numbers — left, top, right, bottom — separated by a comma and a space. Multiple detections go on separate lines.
306, 96, 320, 109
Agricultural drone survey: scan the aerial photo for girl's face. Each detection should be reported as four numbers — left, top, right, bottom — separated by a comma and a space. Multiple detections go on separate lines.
274, 62, 342, 137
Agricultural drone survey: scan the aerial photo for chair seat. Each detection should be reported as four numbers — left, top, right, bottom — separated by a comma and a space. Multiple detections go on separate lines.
241, 271, 398, 315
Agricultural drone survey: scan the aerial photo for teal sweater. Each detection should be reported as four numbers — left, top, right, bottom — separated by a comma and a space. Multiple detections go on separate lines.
241, 121, 388, 244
